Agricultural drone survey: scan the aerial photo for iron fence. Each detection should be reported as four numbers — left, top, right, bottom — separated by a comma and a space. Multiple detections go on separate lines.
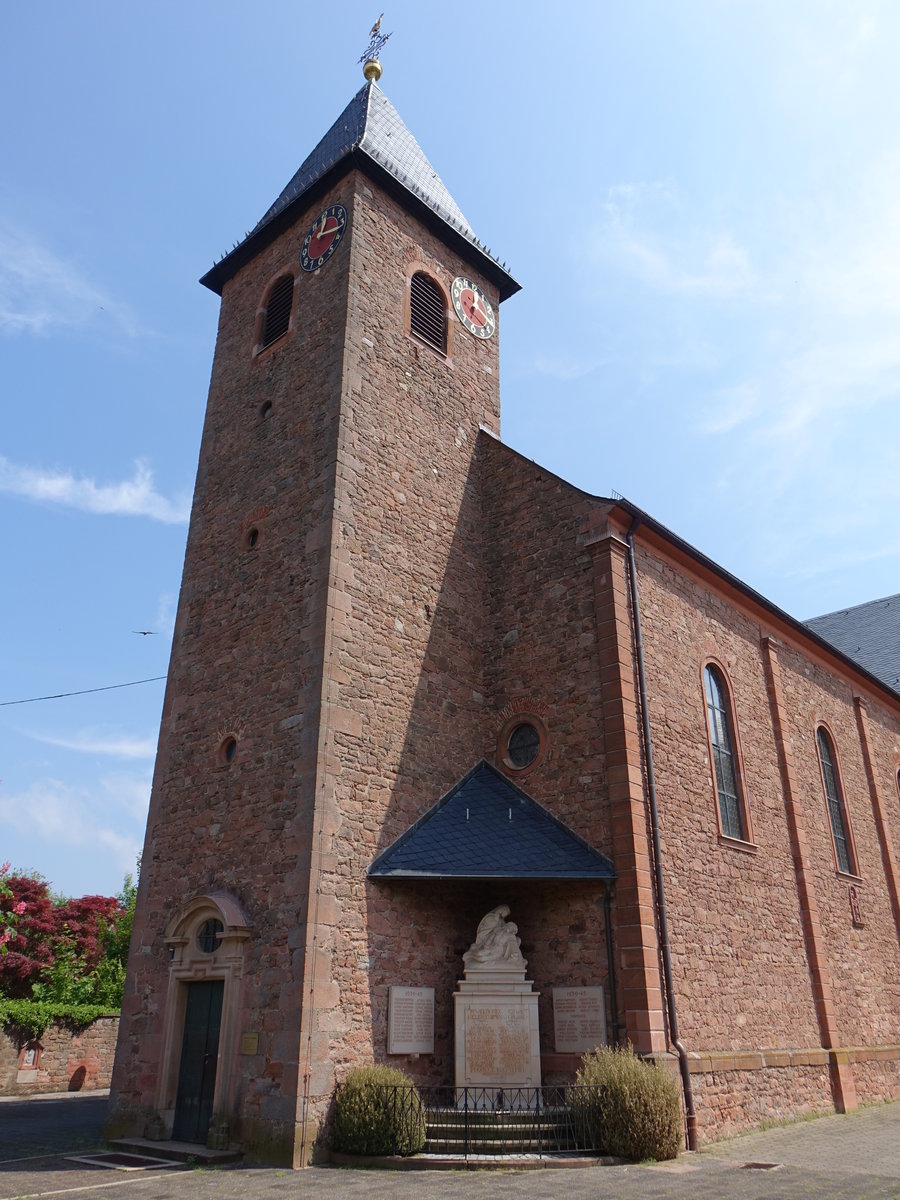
367, 1084, 605, 1158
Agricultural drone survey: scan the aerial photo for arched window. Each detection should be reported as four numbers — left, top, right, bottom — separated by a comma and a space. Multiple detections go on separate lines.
816, 727, 854, 874
409, 271, 447, 353
261, 274, 294, 349
704, 664, 746, 841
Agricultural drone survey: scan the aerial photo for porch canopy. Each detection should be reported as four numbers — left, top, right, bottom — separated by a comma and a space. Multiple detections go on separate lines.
368, 760, 615, 882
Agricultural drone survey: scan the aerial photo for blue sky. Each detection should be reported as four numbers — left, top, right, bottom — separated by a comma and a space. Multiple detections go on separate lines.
2, 2, 898, 898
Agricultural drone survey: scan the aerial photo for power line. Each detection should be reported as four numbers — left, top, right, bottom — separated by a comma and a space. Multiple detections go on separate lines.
0, 676, 167, 707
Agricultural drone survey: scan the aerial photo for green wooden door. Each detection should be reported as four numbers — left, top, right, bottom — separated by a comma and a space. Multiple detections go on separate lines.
172, 980, 224, 1144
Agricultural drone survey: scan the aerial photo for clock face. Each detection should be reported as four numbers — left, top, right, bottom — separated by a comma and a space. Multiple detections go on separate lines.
451, 277, 495, 339
300, 204, 347, 272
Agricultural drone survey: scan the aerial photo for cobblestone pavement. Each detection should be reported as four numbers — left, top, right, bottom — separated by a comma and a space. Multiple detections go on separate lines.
1, 1095, 899, 1200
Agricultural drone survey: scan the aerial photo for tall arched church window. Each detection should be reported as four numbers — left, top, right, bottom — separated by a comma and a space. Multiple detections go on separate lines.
704, 664, 746, 841
261, 274, 294, 349
409, 272, 447, 353
816, 727, 854, 875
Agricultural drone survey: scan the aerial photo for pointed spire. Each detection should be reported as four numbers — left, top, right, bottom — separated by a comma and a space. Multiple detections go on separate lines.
200, 68, 519, 299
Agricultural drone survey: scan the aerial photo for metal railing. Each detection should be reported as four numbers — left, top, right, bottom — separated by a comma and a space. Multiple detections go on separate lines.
361, 1084, 605, 1158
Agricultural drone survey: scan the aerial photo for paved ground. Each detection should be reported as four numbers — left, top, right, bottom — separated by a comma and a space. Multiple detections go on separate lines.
1, 1094, 899, 1200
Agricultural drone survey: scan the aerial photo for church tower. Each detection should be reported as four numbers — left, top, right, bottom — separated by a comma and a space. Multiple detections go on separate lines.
108, 47, 520, 1166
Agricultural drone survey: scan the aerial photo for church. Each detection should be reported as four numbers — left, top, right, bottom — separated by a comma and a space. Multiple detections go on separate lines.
107, 40, 900, 1167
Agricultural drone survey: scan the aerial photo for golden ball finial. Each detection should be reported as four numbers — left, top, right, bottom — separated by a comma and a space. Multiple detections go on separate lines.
363, 57, 383, 82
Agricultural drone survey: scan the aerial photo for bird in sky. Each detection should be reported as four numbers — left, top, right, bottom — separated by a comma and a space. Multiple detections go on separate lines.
132, 630, 157, 636
370, 13, 383, 37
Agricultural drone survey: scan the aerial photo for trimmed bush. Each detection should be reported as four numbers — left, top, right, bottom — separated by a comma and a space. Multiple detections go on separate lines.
573, 1044, 682, 1161
333, 1064, 426, 1157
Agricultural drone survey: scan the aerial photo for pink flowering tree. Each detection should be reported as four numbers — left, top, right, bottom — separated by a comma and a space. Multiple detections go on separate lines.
0, 861, 27, 955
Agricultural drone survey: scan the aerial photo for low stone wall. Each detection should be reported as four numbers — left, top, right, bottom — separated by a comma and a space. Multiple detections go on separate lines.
1, 1016, 119, 1095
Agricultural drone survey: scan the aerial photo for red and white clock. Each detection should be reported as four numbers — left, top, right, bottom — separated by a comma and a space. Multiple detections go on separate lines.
300, 205, 347, 272
451, 277, 495, 339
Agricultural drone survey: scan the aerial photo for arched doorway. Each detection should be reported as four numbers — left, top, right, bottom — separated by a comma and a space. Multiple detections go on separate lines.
156, 893, 251, 1148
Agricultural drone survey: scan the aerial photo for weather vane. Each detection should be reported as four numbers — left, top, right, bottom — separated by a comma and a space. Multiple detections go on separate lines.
359, 13, 392, 82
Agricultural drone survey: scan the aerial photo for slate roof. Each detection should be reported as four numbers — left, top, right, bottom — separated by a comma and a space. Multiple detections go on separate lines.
201, 82, 519, 300
368, 761, 615, 882
805, 593, 900, 694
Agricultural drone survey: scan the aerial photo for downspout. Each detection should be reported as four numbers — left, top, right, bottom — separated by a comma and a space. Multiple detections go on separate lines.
625, 517, 698, 1152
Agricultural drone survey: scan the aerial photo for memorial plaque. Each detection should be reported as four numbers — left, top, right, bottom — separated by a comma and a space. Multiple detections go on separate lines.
388, 986, 434, 1054
464, 1004, 531, 1083
240, 1032, 259, 1055
553, 986, 607, 1053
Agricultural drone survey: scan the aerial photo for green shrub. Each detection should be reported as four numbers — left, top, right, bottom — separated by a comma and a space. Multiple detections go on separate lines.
333, 1064, 426, 1156
0, 999, 117, 1040
573, 1044, 682, 1161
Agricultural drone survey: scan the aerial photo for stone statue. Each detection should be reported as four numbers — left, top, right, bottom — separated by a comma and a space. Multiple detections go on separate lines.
463, 904, 526, 972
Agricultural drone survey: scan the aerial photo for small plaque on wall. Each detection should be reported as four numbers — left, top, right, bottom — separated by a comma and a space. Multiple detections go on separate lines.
388, 986, 434, 1055
553, 986, 607, 1053
241, 1032, 259, 1055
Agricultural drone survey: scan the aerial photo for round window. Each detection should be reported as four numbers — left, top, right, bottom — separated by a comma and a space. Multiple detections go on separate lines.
507, 722, 541, 769
197, 918, 224, 953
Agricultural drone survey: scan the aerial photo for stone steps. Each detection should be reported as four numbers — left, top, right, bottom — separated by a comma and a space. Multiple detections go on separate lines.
424, 1106, 579, 1156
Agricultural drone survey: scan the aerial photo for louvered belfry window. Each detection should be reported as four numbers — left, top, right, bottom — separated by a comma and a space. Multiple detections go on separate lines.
409, 272, 447, 353
262, 274, 294, 348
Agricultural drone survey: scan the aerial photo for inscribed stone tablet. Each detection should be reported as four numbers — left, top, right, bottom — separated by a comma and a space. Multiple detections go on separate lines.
388, 986, 434, 1054
552, 986, 606, 1053
464, 1004, 531, 1083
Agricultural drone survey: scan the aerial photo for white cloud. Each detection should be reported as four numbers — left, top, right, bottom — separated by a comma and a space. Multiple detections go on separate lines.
588, 188, 758, 299
0, 219, 135, 336
699, 384, 764, 436
27, 730, 158, 760
529, 355, 610, 382
0, 774, 148, 878
0, 455, 190, 523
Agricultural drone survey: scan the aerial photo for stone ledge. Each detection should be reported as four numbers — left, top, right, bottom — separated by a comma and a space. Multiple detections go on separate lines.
681, 1043, 900, 1074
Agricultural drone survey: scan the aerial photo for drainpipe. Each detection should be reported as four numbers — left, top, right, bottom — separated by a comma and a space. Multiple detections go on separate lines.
625, 517, 698, 1152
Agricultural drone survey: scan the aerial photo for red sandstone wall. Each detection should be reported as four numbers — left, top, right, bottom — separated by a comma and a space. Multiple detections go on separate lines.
306, 175, 503, 1107
632, 543, 821, 1051
630, 535, 900, 1088
479, 439, 614, 1056
111, 176, 354, 1150
2, 1018, 118, 1095
773, 640, 900, 1048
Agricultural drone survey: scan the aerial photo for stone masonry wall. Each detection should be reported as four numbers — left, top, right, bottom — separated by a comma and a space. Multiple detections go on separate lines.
633, 540, 822, 1052
110, 174, 354, 1161
2, 1018, 118, 1095
630, 531, 900, 1125
688, 1061, 833, 1142
298, 173, 504, 1141
480, 439, 615, 1053
773, 639, 900, 1049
